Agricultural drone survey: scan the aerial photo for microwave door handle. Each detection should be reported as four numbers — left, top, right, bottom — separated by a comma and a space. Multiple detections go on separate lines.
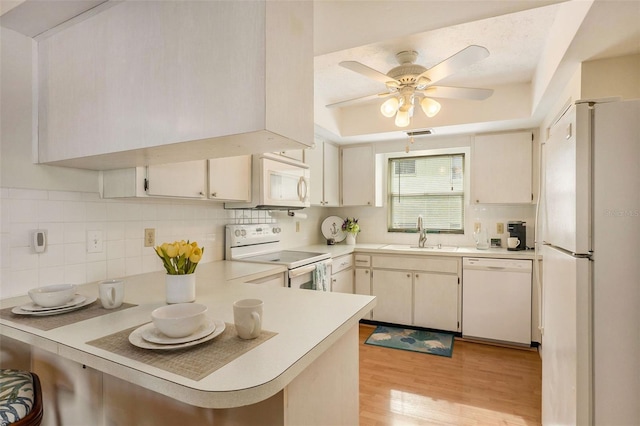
297, 177, 309, 202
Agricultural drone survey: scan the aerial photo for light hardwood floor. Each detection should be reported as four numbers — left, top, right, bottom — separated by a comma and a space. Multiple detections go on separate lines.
359, 324, 542, 425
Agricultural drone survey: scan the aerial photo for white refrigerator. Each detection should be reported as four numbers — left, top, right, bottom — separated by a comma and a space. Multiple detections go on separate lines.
541, 99, 640, 425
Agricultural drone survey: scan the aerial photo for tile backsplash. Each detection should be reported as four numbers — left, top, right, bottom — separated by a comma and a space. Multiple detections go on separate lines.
0, 188, 326, 299
0, 188, 237, 299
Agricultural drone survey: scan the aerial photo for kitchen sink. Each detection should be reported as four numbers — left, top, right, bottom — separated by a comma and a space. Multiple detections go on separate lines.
381, 244, 458, 252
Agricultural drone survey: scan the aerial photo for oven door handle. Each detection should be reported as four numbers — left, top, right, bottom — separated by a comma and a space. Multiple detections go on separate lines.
288, 260, 332, 278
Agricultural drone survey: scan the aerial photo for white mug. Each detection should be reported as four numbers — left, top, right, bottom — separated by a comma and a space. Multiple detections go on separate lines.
507, 237, 521, 249
233, 299, 263, 339
99, 279, 124, 309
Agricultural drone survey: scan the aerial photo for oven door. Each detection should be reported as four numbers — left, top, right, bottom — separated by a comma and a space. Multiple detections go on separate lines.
288, 260, 332, 290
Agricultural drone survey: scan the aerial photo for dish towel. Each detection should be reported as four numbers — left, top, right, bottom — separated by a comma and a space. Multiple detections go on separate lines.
312, 263, 328, 291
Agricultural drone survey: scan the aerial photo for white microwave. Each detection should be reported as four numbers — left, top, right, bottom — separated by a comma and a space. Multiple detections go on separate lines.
225, 153, 310, 210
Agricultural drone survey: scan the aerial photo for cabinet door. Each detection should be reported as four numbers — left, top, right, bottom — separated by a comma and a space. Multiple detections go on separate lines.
304, 141, 324, 205
341, 145, 375, 206
355, 268, 372, 319
472, 132, 532, 204
208, 156, 251, 201
323, 142, 340, 206
414, 273, 459, 332
146, 161, 207, 198
372, 270, 412, 325
331, 269, 354, 294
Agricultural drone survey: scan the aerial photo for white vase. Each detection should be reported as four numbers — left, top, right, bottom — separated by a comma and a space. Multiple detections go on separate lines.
165, 274, 196, 304
346, 233, 357, 245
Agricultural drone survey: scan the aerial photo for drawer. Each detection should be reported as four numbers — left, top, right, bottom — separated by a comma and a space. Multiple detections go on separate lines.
332, 254, 354, 274
372, 255, 458, 274
354, 254, 371, 268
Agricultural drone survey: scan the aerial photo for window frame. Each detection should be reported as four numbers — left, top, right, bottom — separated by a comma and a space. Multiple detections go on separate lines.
387, 152, 465, 234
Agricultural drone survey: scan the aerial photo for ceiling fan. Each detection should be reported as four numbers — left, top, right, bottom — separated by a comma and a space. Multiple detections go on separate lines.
327, 45, 494, 127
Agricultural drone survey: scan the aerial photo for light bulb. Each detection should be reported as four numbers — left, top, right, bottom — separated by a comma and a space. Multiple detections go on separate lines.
395, 109, 410, 127
380, 97, 399, 118
420, 97, 441, 117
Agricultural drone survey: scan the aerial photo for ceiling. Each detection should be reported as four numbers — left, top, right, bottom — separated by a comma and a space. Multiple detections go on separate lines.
2, 0, 639, 145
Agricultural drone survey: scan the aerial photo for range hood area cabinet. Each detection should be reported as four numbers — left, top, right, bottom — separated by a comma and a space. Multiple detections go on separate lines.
102, 156, 251, 202
304, 138, 340, 207
471, 131, 534, 204
37, 1, 313, 170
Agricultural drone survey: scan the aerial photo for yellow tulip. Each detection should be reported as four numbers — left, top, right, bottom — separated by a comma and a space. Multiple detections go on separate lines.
179, 243, 193, 258
155, 246, 163, 257
166, 243, 179, 258
189, 247, 202, 263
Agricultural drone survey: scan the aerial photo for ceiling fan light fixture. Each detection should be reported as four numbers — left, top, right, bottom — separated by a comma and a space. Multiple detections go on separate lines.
380, 97, 399, 118
420, 97, 441, 118
395, 109, 411, 127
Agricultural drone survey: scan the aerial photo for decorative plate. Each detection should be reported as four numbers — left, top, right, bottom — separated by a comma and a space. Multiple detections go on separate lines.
321, 216, 346, 242
129, 319, 226, 350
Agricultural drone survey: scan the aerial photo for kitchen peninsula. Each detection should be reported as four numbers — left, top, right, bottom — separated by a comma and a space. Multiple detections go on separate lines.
0, 261, 376, 425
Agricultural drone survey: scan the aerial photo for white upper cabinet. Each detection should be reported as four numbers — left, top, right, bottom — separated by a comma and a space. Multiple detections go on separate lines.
472, 131, 533, 204
102, 160, 207, 199
208, 156, 251, 202
37, 1, 313, 170
341, 144, 380, 206
305, 138, 339, 206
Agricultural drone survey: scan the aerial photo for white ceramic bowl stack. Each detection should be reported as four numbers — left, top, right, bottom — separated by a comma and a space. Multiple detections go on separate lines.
151, 303, 208, 338
28, 284, 77, 308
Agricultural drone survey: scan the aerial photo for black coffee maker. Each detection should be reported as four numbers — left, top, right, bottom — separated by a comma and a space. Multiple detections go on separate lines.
507, 221, 526, 251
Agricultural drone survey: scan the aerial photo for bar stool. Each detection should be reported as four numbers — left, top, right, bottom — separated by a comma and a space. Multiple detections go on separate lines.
0, 369, 43, 425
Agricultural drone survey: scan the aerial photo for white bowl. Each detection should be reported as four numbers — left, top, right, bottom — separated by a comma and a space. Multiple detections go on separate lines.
28, 284, 77, 308
151, 303, 207, 338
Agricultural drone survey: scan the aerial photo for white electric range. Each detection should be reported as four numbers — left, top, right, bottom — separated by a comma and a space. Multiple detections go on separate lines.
225, 224, 332, 289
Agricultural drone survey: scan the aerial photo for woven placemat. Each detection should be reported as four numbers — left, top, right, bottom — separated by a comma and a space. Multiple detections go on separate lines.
86, 323, 277, 381
0, 302, 137, 331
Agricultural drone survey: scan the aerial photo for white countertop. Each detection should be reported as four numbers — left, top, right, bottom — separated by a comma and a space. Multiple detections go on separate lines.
296, 243, 539, 260
0, 260, 375, 409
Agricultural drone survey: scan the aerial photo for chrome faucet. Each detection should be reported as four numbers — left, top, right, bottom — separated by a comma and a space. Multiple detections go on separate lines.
417, 215, 427, 248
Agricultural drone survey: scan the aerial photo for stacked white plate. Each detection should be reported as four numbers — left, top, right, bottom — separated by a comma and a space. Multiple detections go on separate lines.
12, 295, 97, 316
128, 318, 225, 350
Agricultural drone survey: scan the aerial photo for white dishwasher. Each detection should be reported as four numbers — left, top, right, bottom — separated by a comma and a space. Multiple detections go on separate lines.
462, 257, 532, 345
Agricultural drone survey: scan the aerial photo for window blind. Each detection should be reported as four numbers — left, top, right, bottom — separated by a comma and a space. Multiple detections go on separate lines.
388, 154, 464, 233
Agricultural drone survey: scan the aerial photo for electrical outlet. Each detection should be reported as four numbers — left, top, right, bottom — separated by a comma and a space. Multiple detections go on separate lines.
87, 230, 103, 253
144, 228, 156, 247
296, 221, 300, 232
474, 222, 481, 233
497, 223, 504, 234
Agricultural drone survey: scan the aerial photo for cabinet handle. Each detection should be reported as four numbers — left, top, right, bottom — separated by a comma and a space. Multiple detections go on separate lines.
199, 192, 204, 196
332, 278, 336, 282
406, 274, 410, 278
365, 270, 369, 274
416, 274, 419, 278
211, 192, 217, 197
476, 199, 480, 203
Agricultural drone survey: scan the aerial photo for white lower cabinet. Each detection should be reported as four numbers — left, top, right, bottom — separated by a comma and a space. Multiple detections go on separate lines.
369, 254, 461, 332
371, 270, 412, 325
355, 266, 372, 320
331, 269, 354, 293
414, 273, 459, 331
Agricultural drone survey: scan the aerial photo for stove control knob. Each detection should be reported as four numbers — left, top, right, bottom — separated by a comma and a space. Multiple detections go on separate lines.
241, 229, 247, 237
234, 230, 241, 237
273, 227, 280, 234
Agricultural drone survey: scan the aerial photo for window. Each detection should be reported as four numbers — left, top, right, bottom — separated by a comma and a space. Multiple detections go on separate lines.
388, 154, 464, 233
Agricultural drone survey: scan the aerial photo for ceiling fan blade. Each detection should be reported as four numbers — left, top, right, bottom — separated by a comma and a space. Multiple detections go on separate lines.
326, 92, 392, 109
417, 45, 490, 86
339, 61, 401, 86
419, 86, 494, 100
